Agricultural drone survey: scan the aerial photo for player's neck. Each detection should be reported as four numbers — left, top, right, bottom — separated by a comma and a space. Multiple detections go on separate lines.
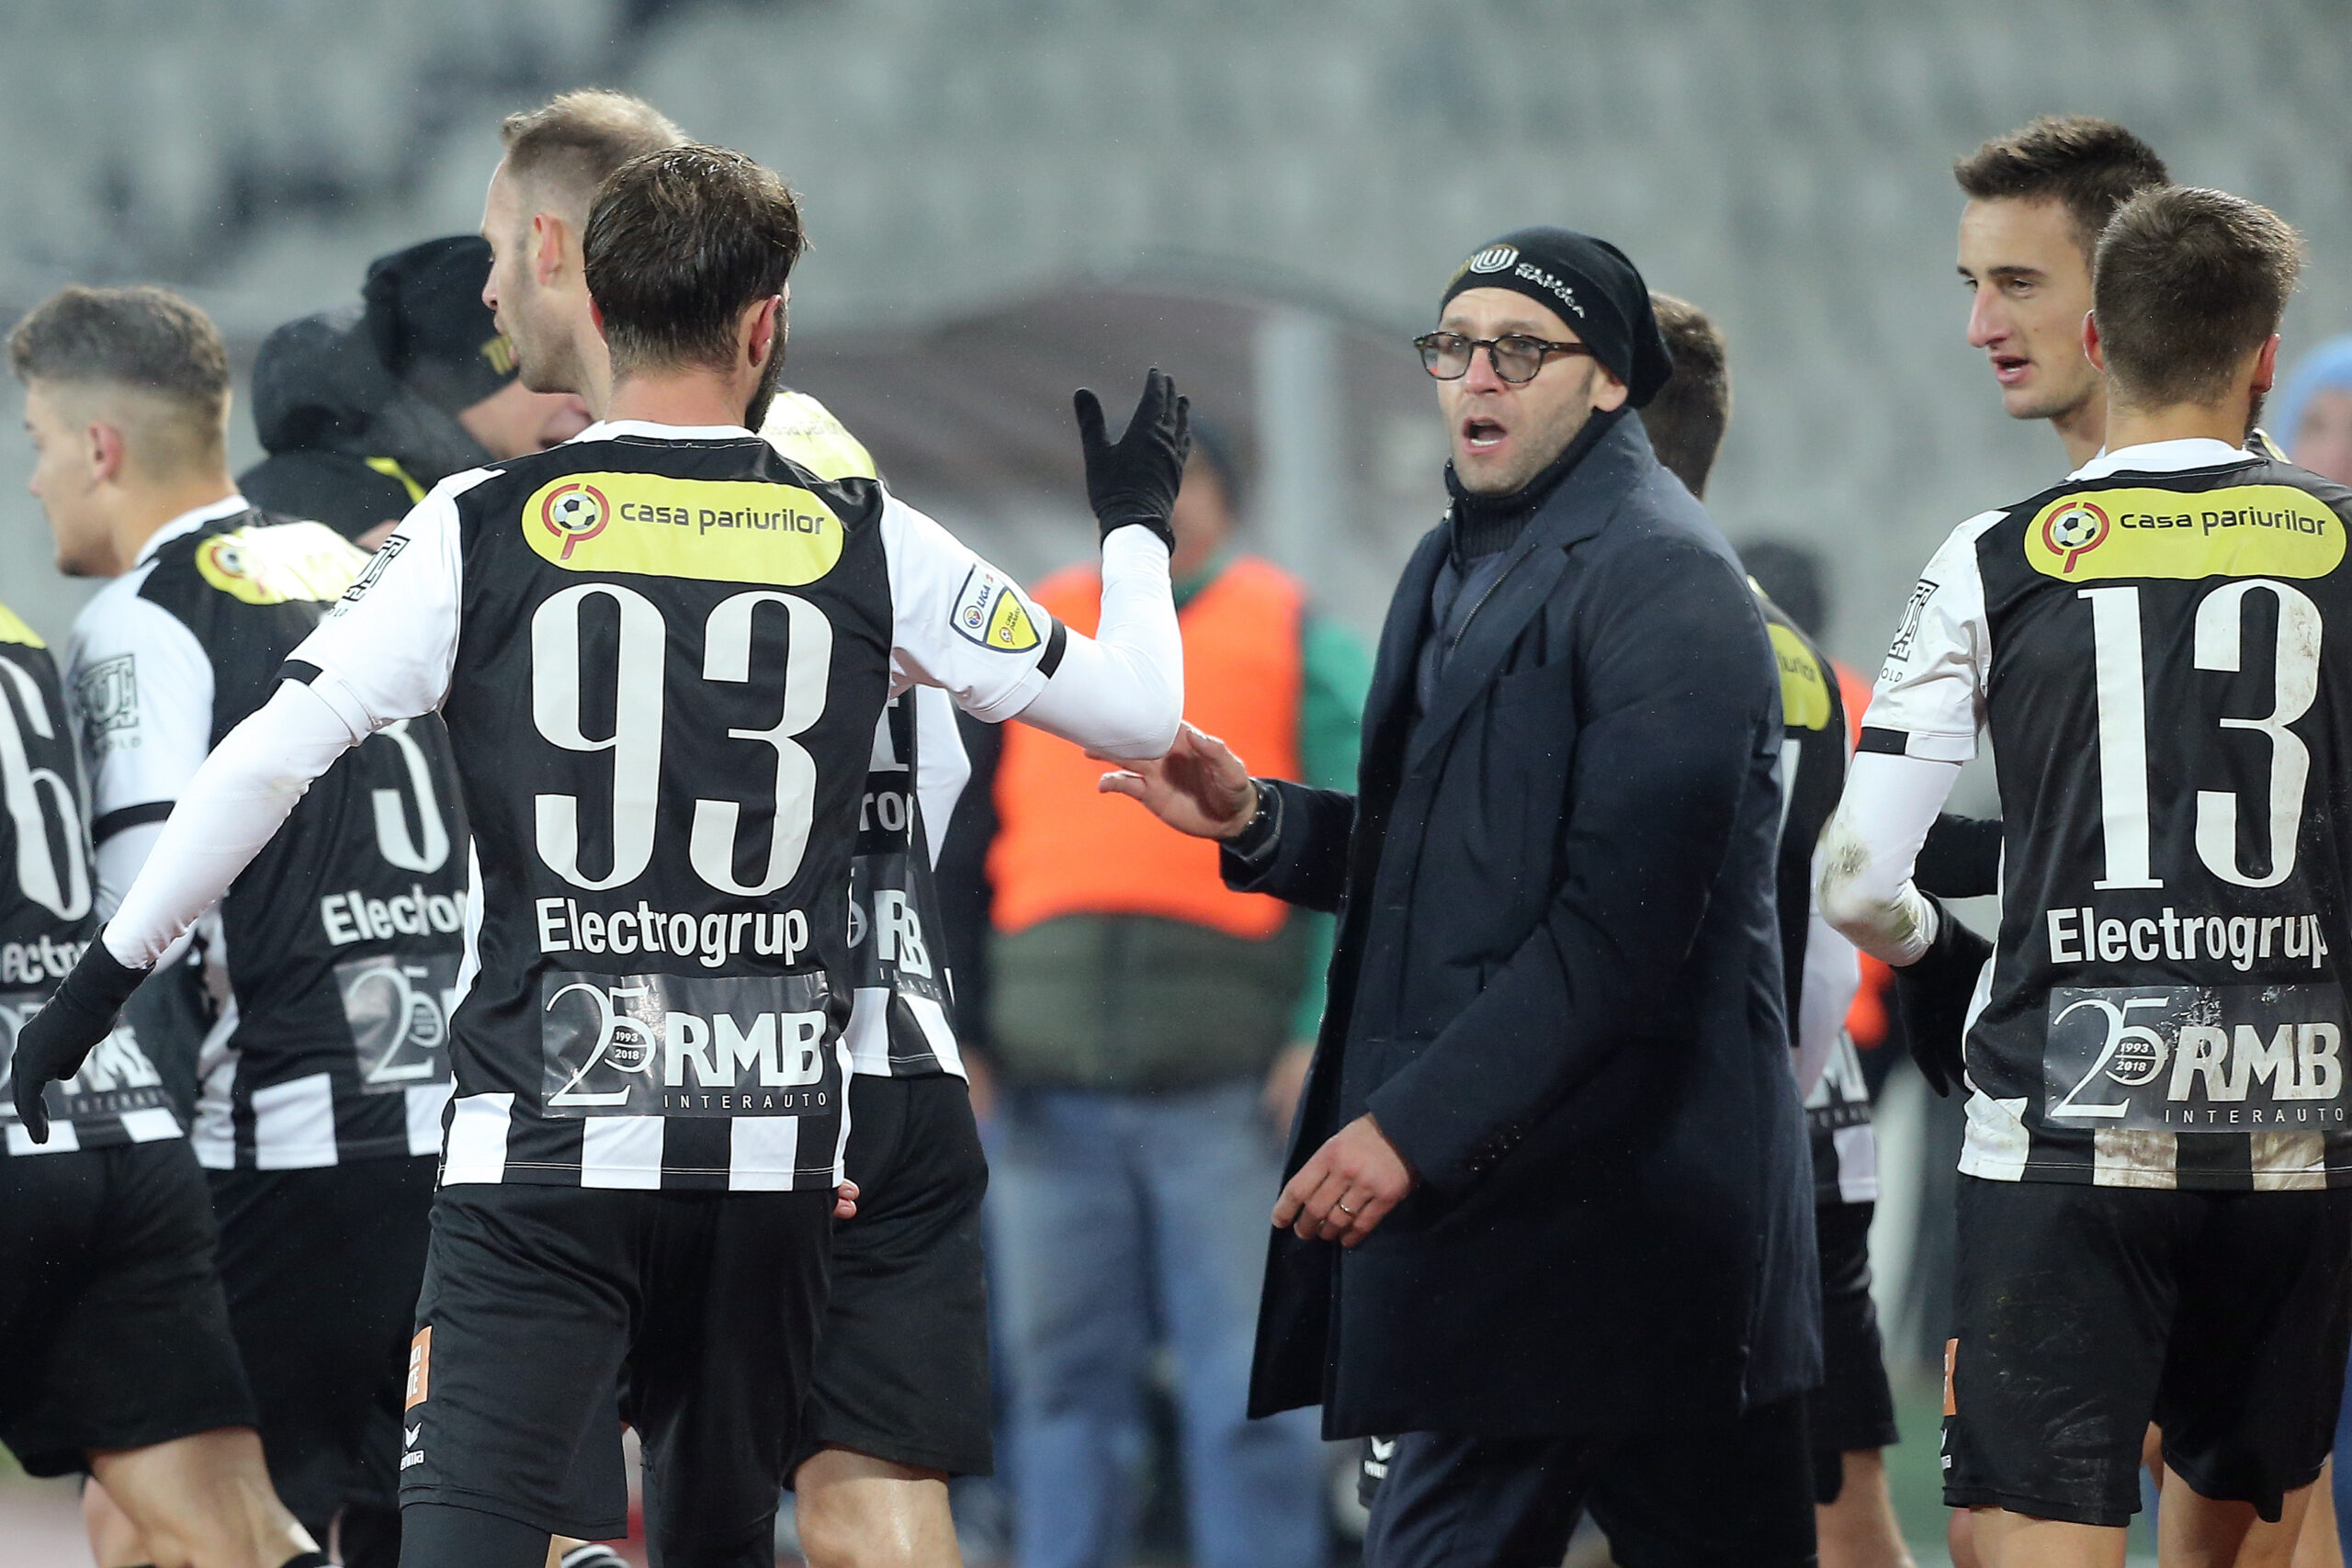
2051, 389, 2106, 470
604, 368, 754, 432
2102, 398, 2252, 458
107, 473, 238, 573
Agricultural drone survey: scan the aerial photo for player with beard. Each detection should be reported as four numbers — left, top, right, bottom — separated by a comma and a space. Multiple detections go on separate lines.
12, 142, 1186, 1568
477, 88, 998, 1564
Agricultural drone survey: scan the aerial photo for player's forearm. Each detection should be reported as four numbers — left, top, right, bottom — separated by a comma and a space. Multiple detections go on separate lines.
1015, 528, 1182, 761
1793, 908, 1860, 1097
103, 681, 363, 968
1817, 750, 1963, 966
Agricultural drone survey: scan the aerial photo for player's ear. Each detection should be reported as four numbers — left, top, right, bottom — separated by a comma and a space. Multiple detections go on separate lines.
2253, 333, 2282, 395
86, 418, 126, 487
2082, 310, 2106, 375
748, 297, 783, 370
530, 212, 567, 288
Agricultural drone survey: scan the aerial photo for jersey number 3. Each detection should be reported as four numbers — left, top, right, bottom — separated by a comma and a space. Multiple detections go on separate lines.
531, 584, 831, 897
2082, 579, 2319, 891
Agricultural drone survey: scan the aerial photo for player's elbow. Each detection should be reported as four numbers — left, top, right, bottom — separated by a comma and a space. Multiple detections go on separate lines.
1091, 701, 1182, 762
1816, 844, 1885, 950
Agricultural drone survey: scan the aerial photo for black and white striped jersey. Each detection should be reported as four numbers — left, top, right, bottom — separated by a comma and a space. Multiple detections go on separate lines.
1759, 591, 1873, 1206
0, 604, 179, 1157
755, 393, 973, 1082
1867, 439, 2352, 1190
285, 421, 1081, 1191
67, 498, 467, 1170
842, 692, 969, 1078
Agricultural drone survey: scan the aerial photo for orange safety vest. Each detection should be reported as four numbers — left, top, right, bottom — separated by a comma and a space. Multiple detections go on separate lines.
1836, 658, 1893, 1051
991, 555, 1305, 940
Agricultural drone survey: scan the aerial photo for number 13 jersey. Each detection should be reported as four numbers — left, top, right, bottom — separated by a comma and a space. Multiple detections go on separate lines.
1869, 439, 2352, 1190
285, 422, 1068, 1191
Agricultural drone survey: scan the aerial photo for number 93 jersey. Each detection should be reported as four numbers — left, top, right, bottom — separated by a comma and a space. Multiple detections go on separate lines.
284, 422, 1064, 1191
1869, 441, 2352, 1190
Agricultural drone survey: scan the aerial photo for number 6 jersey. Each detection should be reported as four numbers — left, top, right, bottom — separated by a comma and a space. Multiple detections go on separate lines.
67, 498, 468, 1170
282, 421, 1104, 1191
1867, 439, 2352, 1190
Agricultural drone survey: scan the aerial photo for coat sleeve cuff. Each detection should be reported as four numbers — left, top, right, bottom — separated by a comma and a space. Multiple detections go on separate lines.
1364, 1077, 1484, 1196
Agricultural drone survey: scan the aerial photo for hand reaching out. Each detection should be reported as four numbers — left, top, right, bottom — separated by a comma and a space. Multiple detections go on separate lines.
1094, 723, 1256, 840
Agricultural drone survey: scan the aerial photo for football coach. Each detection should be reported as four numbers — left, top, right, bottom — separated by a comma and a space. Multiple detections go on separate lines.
1102, 228, 1820, 1566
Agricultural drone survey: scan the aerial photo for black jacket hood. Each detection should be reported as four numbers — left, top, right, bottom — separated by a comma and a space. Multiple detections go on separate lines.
249, 304, 491, 484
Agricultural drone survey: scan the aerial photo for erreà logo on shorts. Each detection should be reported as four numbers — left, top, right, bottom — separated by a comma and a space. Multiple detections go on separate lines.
2042, 982, 2351, 1131
540, 968, 837, 1117
521, 471, 844, 585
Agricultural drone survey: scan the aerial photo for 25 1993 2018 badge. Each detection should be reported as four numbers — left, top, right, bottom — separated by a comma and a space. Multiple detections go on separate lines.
538, 968, 839, 1117
2043, 983, 2350, 1131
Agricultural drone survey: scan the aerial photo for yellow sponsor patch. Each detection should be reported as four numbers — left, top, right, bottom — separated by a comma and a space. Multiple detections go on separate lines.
522, 472, 844, 584
950, 566, 1042, 652
0, 602, 45, 648
1768, 621, 1831, 731
196, 523, 364, 605
2025, 485, 2346, 581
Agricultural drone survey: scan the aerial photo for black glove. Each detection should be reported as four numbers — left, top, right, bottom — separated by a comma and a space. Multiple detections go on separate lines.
9, 937, 149, 1143
1072, 367, 1191, 552
1892, 893, 1992, 1098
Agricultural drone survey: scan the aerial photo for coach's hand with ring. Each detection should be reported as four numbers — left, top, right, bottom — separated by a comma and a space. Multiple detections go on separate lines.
1272, 1114, 1418, 1247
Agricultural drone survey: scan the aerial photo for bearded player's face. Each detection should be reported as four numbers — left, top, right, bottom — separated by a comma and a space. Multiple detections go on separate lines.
480, 163, 586, 397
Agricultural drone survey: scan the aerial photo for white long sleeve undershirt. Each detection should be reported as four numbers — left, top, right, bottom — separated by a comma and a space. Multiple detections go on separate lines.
1816, 750, 1964, 966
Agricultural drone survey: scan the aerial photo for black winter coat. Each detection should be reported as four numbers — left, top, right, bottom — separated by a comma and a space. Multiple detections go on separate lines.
1233, 416, 1820, 1438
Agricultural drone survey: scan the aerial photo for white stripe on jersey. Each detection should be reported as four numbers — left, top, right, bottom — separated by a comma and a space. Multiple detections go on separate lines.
2093, 1128, 2177, 1190
252, 1073, 337, 1169
579, 1118, 663, 1190
1831, 1124, 1878, 1204
9, 1120, 79, 1155
442, 1093, 511, 1183
728, 1118, 801, 1191
122, 1106, 181, 1142
1958, 1092, 2032, 1180
2252, 1133, 2330, 1190
406, 1083, 450, 1157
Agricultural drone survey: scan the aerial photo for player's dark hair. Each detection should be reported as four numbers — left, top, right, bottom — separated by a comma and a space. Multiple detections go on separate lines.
1954, 116, 2170, 259
499, 89, 688, 212
2095, 186, 2301, 411
1639, 293, 1730, 498
6, 285, 231, 468
584, 145, 804, 387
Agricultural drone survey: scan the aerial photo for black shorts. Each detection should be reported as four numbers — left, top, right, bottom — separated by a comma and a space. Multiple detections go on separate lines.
400, 1180, 832, 1548
1945, 1176, 2352, 1527
208, 1155, 436, 1536
1360, 1401, 1817, 1568
1809, 1201, 1899, 1502
0, 1140, 255, 1476
793, 1072, 992, 1480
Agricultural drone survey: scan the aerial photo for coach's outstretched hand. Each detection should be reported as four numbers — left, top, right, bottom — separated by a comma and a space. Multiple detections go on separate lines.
1072, 367, 1191, 552
1095, 723, 1255, 840
10, 936, 150, 1142
1893, 894, 1991, 1097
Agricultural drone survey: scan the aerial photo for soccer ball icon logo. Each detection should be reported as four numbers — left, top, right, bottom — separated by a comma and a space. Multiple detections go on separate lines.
540, 482, 610, 561
2041, 500, 2110, 573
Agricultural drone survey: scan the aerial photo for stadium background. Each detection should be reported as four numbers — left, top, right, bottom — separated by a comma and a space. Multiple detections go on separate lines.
6, 1, 2352, 1561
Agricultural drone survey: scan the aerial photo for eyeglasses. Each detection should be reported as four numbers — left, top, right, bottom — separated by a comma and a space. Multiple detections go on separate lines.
1413, 332, 1592, 385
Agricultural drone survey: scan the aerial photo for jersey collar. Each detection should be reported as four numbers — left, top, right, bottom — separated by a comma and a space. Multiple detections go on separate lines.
573, 419, 756, 444
2070, 437, 2251, 483
133, 492, 254, 568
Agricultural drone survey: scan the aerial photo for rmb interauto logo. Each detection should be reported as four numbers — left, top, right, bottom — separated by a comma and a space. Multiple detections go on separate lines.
2026, 485, 2345, 581
521, 471, 844, 584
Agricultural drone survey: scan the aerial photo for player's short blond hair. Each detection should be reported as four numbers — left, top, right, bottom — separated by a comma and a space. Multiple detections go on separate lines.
6, 284, 231, 476
499, 89, 689, 214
